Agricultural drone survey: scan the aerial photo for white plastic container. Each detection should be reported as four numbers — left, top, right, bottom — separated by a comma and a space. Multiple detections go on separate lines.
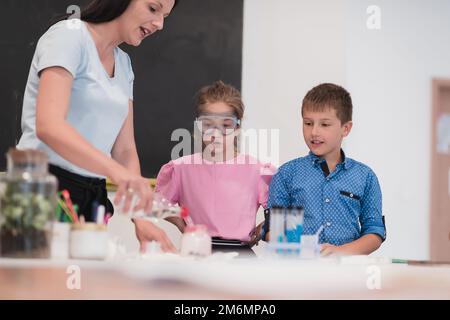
69, 223, 108, 260
51, 222, 71, 259
180, 225, 212, 257
300, 235, 321, 259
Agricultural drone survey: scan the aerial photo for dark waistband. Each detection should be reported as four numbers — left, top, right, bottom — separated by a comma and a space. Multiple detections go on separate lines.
49, 164, 106, 188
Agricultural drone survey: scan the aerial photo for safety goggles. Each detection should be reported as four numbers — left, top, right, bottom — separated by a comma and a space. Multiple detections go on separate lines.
196, 113, 241, 136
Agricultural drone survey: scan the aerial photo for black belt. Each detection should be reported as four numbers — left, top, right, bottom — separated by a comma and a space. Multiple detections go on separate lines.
49, 164, 113, 221
49, 164, 106, 188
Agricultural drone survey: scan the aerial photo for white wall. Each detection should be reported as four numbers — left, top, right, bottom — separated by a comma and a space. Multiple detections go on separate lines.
242, 0, 346, 165
242, 0, 450, 260
345, 0, 450, 260
240, 0, 346, 255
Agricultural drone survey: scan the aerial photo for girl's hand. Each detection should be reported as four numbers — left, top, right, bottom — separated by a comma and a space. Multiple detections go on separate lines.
320, 243, 343, 257
110, 165, 153, 213
247, 221, 265, 247
134, 218, 177, 253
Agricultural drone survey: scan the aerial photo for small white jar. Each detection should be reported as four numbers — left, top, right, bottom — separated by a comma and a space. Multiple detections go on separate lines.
300, 235, 321, 259
180, 225, 212, 257
51, 222, 71, 259
70, 223, 108, 260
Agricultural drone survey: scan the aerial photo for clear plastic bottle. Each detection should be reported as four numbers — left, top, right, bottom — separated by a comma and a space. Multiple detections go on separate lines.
125, 192, 186, 220
150, 193, 184, 219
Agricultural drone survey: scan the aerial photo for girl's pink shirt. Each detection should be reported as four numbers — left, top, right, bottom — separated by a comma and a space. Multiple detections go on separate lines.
155, 153, 277, 241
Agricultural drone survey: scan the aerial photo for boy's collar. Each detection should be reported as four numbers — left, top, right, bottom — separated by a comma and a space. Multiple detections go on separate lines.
309, 149, 350, 170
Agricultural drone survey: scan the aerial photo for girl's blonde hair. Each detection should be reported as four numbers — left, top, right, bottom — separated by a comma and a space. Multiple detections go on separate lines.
194, 81, 245, 153
195, 81, 245, 121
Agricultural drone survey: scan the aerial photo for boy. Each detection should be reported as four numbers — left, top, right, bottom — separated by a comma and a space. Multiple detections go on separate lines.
265, 83, 386, 256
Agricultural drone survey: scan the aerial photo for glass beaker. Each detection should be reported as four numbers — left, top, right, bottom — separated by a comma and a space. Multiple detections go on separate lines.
0, 149, 57, 258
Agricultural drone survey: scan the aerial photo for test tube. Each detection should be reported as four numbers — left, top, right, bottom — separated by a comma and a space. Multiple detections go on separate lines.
285, 206, 297, 243
269, 206, 284, 244
294, 206, 304, 243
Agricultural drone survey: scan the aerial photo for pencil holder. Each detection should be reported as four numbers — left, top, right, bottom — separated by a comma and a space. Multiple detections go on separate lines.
51, 222, 71, 259
70, 223, 108, 260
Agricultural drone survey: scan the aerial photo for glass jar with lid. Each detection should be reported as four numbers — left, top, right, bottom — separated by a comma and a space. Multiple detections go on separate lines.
0, 148, 57, 258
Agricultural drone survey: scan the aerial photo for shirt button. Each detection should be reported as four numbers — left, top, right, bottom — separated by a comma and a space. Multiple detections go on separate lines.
325, 198, 330, 203
350, 193, 354, 198
326, 222, 332, 227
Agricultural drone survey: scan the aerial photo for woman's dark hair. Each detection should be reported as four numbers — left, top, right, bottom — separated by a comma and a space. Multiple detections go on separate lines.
75, 0, 132, 23
53, 0, 178, 25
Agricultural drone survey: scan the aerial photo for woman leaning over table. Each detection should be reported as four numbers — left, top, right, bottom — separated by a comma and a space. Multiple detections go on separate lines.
16, 0, 178, 252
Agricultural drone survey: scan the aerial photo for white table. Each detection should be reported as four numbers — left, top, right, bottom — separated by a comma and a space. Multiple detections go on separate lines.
1, 255, 449, 299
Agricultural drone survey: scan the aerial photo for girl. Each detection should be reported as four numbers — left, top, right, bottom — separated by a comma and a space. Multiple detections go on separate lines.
156, 81, 276, 249
16, 0, 178, 252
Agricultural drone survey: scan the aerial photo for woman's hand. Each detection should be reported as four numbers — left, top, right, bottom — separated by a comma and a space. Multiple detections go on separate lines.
109, 164, 154, 214
134, 218, 177, 253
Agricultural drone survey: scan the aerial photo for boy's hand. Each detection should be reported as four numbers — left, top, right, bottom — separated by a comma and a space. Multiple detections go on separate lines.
321, 235, 383, 256
134, 218, 177, 253
320, 243, 343, 257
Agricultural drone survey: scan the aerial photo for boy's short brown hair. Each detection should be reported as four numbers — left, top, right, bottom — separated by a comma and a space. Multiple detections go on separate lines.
302, 83, 353, 124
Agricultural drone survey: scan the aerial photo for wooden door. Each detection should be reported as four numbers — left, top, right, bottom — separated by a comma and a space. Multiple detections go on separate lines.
430, 79, 450, 261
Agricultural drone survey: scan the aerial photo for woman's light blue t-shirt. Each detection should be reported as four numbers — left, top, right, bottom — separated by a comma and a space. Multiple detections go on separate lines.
17, 19, 134, 178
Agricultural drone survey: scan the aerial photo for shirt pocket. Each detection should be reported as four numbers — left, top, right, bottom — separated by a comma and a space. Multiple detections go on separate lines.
340, 191, 361, 200
339, 190, 362, 221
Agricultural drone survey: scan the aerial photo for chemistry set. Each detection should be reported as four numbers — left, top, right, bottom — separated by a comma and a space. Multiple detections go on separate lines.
0, 149, 323, 261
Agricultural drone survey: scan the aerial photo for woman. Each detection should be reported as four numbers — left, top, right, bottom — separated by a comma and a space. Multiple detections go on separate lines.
17, 0, 178, 252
